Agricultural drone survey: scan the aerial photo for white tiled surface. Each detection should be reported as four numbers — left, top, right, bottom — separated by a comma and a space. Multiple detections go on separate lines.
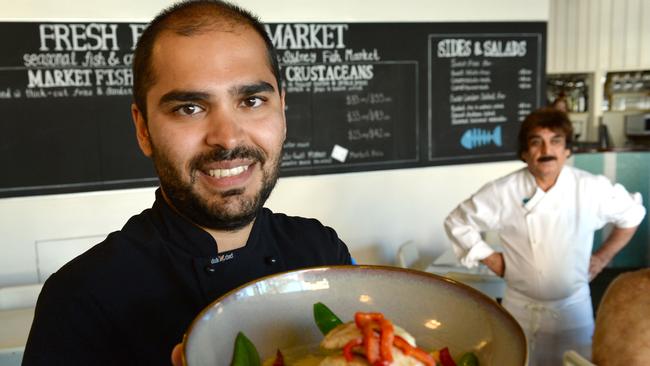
426, 264, 506, 300
35, 235, 105, 282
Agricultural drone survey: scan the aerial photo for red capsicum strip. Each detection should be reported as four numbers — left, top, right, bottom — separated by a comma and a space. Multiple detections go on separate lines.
353, 312, 435, 366
272, 349, 285, 366
393, 336, 436, 366
355, 312, 389, 363
343, 338, 363, 362
379, 318, 394, 362
362, 322, 381, 363
355, 312, 385, 328
438, 347, 457, 366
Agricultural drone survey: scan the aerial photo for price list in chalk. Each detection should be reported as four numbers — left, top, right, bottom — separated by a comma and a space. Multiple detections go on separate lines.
270, 23, 419, 173
0, 23, 146, 100
427, 33, 542, 161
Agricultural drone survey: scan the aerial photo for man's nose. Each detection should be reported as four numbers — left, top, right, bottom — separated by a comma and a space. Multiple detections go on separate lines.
204, 107, 243, 150
540, 142, 549, 155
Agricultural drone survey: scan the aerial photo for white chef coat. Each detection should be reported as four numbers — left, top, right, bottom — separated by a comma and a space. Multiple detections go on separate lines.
444, 165, 645, 364
445, 165, 645, 301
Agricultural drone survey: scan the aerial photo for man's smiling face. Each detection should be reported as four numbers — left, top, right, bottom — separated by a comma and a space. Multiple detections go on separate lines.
131, 26, 286, 230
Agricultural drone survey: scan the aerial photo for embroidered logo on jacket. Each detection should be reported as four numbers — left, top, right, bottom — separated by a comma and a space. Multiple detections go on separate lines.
210, 253, 235, 264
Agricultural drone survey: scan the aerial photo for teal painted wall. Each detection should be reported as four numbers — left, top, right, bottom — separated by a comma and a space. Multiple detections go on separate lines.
612, 152, 649, 267
573, 152, 649, 267
573, 153, 606, 254
573, 153, 605, 175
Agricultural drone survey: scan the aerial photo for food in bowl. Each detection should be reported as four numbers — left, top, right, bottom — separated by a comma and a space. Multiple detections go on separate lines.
256, 303, 478, 366
231, 303, 479, 366
232, 303, 480, 366
182, 265, 527, 366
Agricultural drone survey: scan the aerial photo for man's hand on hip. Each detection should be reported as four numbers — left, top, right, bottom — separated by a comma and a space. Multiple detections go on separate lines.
589, 254, 608, 281
481, 252, 505, 277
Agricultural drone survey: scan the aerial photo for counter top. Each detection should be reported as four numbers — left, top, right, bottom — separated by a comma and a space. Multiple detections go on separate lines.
425, 264, 506, 300
573, 145, 650, 153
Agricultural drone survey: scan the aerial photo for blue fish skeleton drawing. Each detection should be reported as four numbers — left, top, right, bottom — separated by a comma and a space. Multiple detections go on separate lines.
460, 125, 502, 150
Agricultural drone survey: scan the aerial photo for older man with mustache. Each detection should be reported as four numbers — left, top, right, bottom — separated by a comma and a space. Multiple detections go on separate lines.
444, 108, 645, 365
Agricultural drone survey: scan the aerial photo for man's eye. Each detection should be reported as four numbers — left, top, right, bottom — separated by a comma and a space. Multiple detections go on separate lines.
241, 96, 264, 108
173, 104, 204, 116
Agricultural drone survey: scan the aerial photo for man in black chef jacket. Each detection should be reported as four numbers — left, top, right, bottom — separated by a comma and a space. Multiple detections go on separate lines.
23, 1, 352, 364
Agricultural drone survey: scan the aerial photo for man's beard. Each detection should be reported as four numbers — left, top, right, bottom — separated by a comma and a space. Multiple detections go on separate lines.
151, 145, 280, 231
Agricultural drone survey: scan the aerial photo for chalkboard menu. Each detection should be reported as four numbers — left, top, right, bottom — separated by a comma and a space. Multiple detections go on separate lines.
428, 33, 542, 161
0, 22, 545, 198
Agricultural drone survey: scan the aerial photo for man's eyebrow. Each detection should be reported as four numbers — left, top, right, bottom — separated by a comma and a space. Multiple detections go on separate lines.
158, 91, 210, 106
230, 81, 276, 97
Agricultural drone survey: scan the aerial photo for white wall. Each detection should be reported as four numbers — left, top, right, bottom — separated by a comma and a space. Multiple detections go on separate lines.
548, 0, 650, 73
0, 0, 544, 287
547, 0, 650, 139
1, 0, 548, 22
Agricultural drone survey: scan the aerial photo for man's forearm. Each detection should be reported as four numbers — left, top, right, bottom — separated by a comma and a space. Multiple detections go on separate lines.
594, 226, 638, 263
590, 226, 638, 281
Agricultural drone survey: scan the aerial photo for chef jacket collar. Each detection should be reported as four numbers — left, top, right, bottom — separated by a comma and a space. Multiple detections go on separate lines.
522, 165, 570, 211
151, 188, 263, 258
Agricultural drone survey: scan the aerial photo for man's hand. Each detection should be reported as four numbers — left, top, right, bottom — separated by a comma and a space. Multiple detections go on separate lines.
481, 252, 505, 277
590, 226, 638, 281
589, 254, 608, 281
171, 343, 183, 366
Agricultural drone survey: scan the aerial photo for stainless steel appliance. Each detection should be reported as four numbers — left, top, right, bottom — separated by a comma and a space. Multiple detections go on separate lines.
625, 113, 650, 136
625, 113, 650, 146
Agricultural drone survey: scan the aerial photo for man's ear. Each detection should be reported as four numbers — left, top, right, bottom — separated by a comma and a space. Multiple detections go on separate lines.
131, 103, 153, 157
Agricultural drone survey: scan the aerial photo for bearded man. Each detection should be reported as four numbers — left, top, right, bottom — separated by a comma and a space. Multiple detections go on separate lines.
23, 1, 351, 364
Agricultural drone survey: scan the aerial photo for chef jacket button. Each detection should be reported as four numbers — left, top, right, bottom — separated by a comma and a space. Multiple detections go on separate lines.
204, 265, 216, 274
265, 256, 277, 265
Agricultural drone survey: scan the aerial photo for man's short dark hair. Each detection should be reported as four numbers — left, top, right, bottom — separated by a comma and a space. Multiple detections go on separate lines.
517, 107, 574, 161
132, 0, 282, 120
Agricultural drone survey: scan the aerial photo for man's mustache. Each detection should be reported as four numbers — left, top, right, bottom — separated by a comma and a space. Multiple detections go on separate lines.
190, 146, 266, 169
537, 155, 556, 163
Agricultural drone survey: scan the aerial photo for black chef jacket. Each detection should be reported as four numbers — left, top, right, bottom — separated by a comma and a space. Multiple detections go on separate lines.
23, 189, 351, 365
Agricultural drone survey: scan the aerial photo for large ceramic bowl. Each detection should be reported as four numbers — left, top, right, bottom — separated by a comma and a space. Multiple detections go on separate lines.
182, 265, 527, 365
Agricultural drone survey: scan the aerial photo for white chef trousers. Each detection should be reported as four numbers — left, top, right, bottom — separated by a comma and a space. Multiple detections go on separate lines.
502, 286, 594, 366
